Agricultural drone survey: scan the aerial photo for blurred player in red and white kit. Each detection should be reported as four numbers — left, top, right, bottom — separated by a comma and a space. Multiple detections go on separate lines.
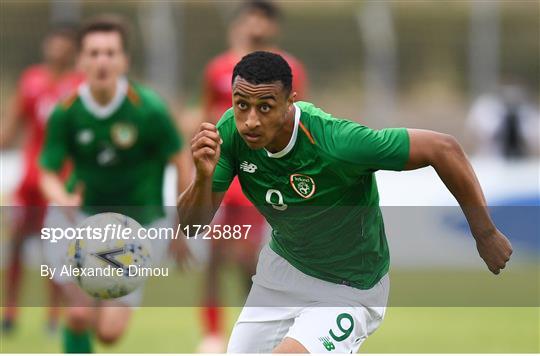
198, 0, 308, 351
0, 25, 84, 333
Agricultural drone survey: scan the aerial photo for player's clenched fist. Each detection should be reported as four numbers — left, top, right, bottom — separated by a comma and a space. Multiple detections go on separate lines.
191, 122, 223, 179
476, 229, 513, 275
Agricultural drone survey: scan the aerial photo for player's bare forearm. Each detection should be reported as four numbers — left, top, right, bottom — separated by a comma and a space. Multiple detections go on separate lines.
40, 170, 81, 206
405, 129, 492, 235
404, 129, 512, 274
177, 122, 224, 227
177, 176, 216, 227
166, 150, 194, 266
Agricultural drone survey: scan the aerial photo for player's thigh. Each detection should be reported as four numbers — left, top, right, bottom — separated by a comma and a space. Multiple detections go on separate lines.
284, 306, 385, 353
95, 301, 133, 344
273, 337, 308, 353
228, 263, 304, 353
227, 316, 294, 353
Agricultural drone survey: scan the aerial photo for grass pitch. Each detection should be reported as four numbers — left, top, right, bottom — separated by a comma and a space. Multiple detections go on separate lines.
0, 306, 538, 353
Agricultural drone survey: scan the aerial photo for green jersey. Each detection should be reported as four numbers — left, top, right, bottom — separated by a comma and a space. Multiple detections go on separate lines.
212, 101, 409, 289
40, 77, 182, 225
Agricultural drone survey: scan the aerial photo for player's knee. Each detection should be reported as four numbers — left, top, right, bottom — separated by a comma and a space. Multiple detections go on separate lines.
66, 307, 93, 332
95, 327, 123, 345
95, 306, 131, 345
96, 315, 129, 345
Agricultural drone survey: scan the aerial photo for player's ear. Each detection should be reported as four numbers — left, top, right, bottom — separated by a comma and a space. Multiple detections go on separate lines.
288, 91, 297, 109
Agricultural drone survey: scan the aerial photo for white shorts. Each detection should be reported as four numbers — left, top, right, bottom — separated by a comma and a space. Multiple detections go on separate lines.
227, 245, 389, 353
42, 207, 172, 307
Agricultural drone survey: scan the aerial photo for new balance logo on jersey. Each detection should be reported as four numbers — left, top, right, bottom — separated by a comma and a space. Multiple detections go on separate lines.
240, 161, 257, 173
77, 129, 94, 145
319, 336, 335, 351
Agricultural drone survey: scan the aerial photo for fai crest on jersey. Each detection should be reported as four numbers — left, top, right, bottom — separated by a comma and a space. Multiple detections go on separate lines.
290, 174, 316, 199
111, 122, 137, 149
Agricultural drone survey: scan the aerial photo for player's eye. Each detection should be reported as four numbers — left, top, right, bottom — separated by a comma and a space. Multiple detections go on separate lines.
260, 104, 271, 113
237, 102, 248, 110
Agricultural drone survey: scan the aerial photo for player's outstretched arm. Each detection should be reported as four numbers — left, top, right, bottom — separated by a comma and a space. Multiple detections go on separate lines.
177, 123, 224, 227
404, 129, 512, 274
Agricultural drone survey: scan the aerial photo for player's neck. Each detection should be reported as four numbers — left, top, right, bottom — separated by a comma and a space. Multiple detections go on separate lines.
46, 63, 71, 79
265, 106, 296, 153
89, 81, 118, 106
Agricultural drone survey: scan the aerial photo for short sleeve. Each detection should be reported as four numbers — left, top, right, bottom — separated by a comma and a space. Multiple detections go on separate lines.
212, 110, 236, 192
327, 119, 410, 172
40, 106, 69, 171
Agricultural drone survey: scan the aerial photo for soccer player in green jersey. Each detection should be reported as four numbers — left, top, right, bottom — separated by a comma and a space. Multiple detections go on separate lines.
39, 15, 191, 352
178, 51, 513, 353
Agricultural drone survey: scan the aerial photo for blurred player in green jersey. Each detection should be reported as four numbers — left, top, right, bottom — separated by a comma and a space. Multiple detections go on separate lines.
178, 51, 513, 353
39, 15, 191, 352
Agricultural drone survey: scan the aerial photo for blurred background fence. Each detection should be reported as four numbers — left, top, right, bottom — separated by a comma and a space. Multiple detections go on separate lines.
1, 1, 538, 143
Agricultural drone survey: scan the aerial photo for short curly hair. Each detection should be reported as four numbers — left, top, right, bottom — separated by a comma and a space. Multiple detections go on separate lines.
232, 51, 292, 94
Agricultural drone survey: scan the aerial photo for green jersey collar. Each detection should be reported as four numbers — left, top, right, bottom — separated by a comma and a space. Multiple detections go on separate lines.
265, 103, 300, 159
79, 77, 128, 119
